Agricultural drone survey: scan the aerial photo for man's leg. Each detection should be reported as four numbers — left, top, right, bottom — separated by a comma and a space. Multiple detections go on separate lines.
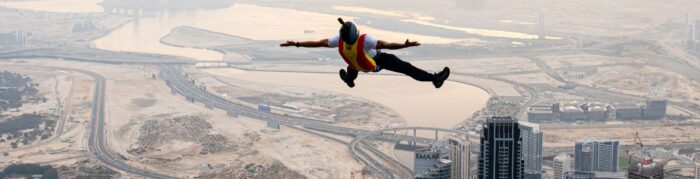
374, 52, 436, 81
339, 66, 358, 88
346, 66, 358, 81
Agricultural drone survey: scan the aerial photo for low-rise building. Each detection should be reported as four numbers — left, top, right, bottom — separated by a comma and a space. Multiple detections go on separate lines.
587, 102, 609, 121
593, 171, 626, 179
642, 100, 667, 120
616, 103, 643, 120
564, 171, 594, 179
0, 31, 25, 46
561, 68, 597, 80
560, 101, 587, 122
528, 102, 555, 123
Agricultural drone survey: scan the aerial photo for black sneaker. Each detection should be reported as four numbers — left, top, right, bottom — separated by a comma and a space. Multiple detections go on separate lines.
339, 69, 355, 88
433, 67, 450, 88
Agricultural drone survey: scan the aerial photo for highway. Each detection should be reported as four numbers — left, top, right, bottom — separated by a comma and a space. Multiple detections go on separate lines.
40, 67, 174, 179
158, 64, 409, 175
3, 30, 698, 178
159, 64, 482, 177
0, 62, 468, 178
159, 65, 367, 136
0, 47, 193, 64
0, 65, 174, 178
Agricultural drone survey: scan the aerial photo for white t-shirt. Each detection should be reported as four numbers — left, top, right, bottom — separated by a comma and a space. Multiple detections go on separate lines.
328, 34, 378, 57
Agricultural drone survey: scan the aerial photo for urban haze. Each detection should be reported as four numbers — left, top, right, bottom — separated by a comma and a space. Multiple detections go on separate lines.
0, 0, 699, 178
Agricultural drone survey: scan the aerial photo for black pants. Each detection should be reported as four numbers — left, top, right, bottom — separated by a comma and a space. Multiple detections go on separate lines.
345, 52, 436, 82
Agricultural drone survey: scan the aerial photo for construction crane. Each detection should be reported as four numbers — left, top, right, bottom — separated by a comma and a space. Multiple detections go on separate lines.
629, 131, 654, 165
633, 131, 644, 152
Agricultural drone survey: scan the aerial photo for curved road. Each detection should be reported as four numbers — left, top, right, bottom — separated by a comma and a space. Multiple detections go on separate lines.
160, 65, 479, 177
13, 66, 175, 179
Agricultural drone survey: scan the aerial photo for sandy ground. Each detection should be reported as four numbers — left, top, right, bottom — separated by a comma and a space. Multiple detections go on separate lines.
202, 67, 489, 129
0, 65, 95, 169
542, 123, 700, 148
500, 72, 564, 86
1, 59, 364, 178
579, 65, 700, 104
539, 54, 644, 69
412, 57, 540, 75
249, 119, 363, 178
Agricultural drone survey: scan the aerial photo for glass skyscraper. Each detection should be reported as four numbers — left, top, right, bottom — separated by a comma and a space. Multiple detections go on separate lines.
478, 117, 524, 179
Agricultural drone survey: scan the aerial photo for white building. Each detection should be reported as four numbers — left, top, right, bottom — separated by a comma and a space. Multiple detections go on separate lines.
448, 136, 471, 179
554, 153, 573, 179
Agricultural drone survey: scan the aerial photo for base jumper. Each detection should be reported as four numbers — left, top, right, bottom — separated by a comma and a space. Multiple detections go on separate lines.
280, 18, 450, 88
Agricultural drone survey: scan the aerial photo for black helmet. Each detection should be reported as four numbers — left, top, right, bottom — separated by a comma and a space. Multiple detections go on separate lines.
338, 18, 359, 44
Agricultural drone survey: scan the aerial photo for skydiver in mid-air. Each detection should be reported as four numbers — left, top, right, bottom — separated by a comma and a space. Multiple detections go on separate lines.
280, 18, 450, 88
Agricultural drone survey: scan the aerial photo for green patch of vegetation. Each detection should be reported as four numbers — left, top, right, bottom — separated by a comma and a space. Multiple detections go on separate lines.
619, 156, 630, 170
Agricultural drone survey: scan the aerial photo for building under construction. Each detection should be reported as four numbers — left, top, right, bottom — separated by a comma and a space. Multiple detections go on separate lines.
627, 161, 664, 179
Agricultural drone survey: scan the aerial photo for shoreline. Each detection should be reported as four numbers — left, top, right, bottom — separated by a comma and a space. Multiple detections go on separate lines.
201, 66, 490, 129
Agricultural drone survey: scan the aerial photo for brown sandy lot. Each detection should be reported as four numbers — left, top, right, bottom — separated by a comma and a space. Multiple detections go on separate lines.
1, 59, 363, 178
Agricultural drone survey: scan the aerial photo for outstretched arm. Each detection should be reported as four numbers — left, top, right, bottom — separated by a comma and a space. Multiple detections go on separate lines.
376, 39, 420, 50
280, 39, 330, 48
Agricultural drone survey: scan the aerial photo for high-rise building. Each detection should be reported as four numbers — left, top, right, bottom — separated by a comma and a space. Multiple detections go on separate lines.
627, 161, 664, 179
448, 136, 471, 179
554, 154, 573, 179
478, 116, 524, 179
520, 122, 543, 179
574, 139, 620, 172
416, 159, 453, 179
694, 163, 699, 179
416, 147, 445, 176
